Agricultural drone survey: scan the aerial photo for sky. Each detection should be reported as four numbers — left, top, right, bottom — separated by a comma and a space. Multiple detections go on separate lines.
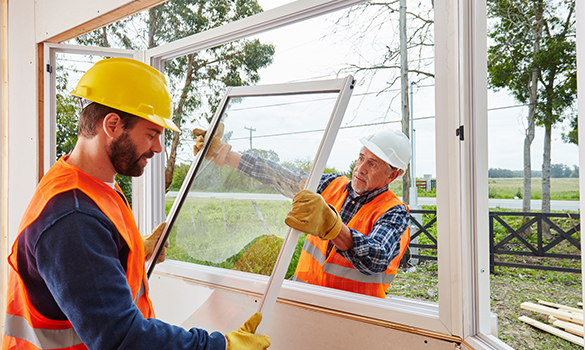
249, 0, 579, 177
58, 0, 579, 178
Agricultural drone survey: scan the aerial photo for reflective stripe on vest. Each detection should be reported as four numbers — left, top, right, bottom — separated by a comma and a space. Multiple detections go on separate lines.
3, 156, 154, 350
294, 176, 409, 298
3, 314, 83, 349
301, 239, 396, 285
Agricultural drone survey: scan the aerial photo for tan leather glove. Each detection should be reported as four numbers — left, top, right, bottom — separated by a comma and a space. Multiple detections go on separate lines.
285, 190, 343, 240
143, 222, 169, 264
192, 123, 232, 167
225, 313, 271, 350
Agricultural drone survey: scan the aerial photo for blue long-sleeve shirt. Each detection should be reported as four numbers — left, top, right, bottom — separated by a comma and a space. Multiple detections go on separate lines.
237, 152, 408, 275
17, 189, 226, 350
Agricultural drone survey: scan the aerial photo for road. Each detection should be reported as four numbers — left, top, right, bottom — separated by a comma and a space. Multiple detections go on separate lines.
166, 192, 580, 211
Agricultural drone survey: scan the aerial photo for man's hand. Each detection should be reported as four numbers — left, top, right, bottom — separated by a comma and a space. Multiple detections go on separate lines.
143, 222, 168, 264
192, 123, 232, 167
285, 190, 343, 240
225, 313, 271, 350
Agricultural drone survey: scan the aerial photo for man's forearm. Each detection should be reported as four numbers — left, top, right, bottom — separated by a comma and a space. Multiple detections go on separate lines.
225, 150, 242, 168
332, 225, 353, 251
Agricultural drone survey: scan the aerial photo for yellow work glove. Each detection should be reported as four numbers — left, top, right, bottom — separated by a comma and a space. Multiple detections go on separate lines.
143, 222, 169, 264
225, 313, 271, 350
285, 190, 343, 240
192, 123, 232, 167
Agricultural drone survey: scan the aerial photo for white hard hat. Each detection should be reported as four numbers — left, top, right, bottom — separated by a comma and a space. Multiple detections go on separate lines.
359, 129, 411, 176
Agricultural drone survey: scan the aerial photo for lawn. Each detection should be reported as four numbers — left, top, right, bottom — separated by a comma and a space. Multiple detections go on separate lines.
391, 263, 582, 350
388, 177, 579, 200
487, 178, 580, 200
164, 177, 581, 349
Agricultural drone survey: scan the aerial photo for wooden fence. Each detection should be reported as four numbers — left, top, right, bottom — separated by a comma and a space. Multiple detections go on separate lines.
407, 209, 581, 273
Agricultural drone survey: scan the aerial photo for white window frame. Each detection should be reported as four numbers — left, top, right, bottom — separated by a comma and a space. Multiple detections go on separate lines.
42, 0, 533, 348
42, 43, 165, 234
146, 0, 462, 340
42, 43, 136, 174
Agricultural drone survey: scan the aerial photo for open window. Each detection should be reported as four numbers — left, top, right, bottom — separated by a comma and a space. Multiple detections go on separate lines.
147, 76, 355, 329
39, 0, 537, 348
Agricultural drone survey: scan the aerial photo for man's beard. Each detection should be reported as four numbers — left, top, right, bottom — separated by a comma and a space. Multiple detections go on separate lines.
109, 131, 154, 177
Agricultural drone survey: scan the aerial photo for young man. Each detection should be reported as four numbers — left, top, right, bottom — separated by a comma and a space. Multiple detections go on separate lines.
193, 126, 411, 298
2, 58, 270, 350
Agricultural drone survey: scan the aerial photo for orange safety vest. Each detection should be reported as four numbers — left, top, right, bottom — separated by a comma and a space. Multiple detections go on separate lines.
2, 157, 154, 350
294, 176, 410, 298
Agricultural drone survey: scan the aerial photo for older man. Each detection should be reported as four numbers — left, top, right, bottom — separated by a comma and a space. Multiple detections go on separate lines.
194, 127, 411, 298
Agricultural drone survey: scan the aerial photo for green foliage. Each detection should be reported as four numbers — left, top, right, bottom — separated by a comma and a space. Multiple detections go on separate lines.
281, 156, 340, 174
115, 175, 133, 206
550, 163, 573, 178
168, 163, 190, 191
345, 159, 356, 179
563, 115, 578, 145
72, 0, 275, 187
489, 168, 515, 178
55, 64, 80, 159
487, 0, 576, 139
286, 232, 307, 280
250, 148, 280, 162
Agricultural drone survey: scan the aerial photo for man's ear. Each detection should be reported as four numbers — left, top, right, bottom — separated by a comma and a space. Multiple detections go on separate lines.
103, 113, 123, 138
385, 167, 401, 185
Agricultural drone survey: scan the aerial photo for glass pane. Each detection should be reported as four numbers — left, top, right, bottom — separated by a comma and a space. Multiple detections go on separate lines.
162, 0, 437, 302
486, 0, 580, 347
54, 52, 135, 205
166, 92, 339, 277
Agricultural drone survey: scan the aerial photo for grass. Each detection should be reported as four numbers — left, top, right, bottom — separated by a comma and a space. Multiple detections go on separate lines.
389, 177, 579, 200
390, 263, 582, 350
487, 178, 579, 200
164, 179, 581, 349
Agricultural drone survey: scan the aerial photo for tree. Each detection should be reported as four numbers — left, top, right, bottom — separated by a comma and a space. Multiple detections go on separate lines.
487, 0, 576, 220
488, 168, 514, 178
73, 0, 275, 192
332, 1, 434, 205
550, 163, 570, 178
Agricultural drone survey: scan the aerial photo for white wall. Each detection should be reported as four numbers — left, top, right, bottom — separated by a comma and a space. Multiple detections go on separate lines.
7, 0, 38, 246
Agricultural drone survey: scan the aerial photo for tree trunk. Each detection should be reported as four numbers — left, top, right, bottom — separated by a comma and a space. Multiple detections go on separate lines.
522, 0, 543, 214
164, 54, 197, 190
520, 0, 543, 239
165, 130, 181, 190
542, 125, 552, 238
399, 0, 410, 205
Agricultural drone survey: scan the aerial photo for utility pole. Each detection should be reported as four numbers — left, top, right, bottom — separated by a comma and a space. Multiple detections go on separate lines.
409, 82, 418, 207
244, 126, 256, 150
399, 0, 411, 205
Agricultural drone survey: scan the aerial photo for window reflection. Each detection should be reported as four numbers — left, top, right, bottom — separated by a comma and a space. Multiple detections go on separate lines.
166, 92, 338, 277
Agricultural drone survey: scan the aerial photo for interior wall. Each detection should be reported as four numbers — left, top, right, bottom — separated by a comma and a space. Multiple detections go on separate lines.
35, 0, 166, 43
7, 0, 37, 246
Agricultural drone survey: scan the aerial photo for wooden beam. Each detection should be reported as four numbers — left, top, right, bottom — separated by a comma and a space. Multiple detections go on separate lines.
45, 0, 166, 43
521, 302, 583, 325
519, 316, 584, 347
538, 300, 584, 314
553, 319, 584, 337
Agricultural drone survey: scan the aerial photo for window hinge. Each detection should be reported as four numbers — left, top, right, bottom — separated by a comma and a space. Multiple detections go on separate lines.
456, 125, 464, 141
46, 63, 52, 73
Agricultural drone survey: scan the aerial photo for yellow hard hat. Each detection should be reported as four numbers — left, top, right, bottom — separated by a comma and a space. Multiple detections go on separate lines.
71, 57, 179, 132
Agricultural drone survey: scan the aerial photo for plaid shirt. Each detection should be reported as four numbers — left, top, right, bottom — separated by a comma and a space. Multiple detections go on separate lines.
238, 152, 408, 275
